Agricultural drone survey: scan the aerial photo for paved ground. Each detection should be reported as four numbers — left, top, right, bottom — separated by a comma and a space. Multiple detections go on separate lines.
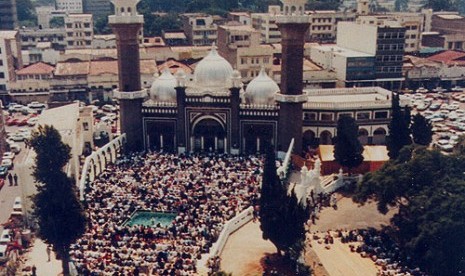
21, 239, 62, 276
220, 221, 276, 276
221, 194, 396, 276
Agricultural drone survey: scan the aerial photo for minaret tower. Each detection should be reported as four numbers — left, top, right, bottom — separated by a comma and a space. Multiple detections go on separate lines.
275, 0, 310, 155
109, 0, 146, 152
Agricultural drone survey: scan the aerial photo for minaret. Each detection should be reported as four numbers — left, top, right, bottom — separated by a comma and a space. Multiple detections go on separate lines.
275, 0, 310, 156
109, 0, 146, 152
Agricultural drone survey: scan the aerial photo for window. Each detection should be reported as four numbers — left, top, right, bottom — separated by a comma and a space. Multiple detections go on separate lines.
356, 112, 370, 120
338, 112, 353, 119
304, 112, 317, 121
241, 58, 246, 64
374, 111, 388, 119
320, 113, 333, 121
0, 72, 5, 79
83, 122, 89, 131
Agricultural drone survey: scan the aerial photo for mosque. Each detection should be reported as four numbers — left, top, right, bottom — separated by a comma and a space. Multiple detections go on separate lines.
110, 0, 399, 156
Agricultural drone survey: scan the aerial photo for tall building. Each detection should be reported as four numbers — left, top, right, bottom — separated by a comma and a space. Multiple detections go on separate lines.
56, 0, 83, 14
109, 0, 146, 152
251, 6, 281, 44
83, 0, 112, 19
0, 31, 22, 102
65, 14, 93, 49
337, 21, 405, 89
0, 0, 17, 30
217, 23, 274, 82
275, 0, 310, 154
181, 13, 221, 46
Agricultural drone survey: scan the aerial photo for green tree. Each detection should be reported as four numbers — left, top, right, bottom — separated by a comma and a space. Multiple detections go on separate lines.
334, 116, 364, 174
395, 0, 409, 11
386, 93, 412, 159
30, 125, 87, 276
411, 113, 433, 146
49, 17, 65, 28
260, 146, 288, 255
307, 0, 341, 10
17, 0, 37, 26
94, 16, 111, 35
453, 135, 465, 155
354, 146, 465, 274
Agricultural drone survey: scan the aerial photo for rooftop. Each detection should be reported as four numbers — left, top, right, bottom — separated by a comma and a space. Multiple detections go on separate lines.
435, 14, 464, 20
427, 50, 465, 65
312, 45, 373, 58
17, 62, 55, 76
0, 30, 17, 39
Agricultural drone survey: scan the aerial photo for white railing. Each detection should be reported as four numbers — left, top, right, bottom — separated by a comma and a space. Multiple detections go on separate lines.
198, 206, 254, 274
277, 138, 294, 178
78, 134, 126, 201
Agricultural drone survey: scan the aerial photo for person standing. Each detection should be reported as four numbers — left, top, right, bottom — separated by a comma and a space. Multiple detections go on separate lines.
46, 245, 51, 262
7, 173, 12, 186
13, 174, 18, 186
31, 265, 37, 276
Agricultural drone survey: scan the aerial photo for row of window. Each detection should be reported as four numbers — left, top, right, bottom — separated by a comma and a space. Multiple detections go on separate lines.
377, 44, 405, 51
240, 57, 270, 65
377, 32, 405, 39
312, 25, 332, 31
67, 40, 91, 46
65, 23, 91, 29
67, 32, 92, 37
375, 55, 403, 62
376, 66, 402, 73
303, 110, 389, 121
405, 34, 417, 39
312, 18, 332, 23
17, 74, 50, 80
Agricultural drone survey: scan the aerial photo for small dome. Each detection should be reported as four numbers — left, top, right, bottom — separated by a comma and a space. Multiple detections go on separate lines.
150, 69, 177, 102
194, 44, 233, 88
245, 68, 279, 105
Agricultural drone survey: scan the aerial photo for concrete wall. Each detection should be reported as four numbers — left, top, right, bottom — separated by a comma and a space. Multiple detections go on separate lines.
337, 22, 377, 55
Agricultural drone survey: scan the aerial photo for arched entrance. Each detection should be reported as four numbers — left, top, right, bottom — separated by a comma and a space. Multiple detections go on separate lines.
358, 128, 369, 145
243, 124, 274, 154
373, 128, 387, 145
192, 118, 226, 152
146, 121, 176, 152
302, 130, 316, 153
319, 131, 332, 145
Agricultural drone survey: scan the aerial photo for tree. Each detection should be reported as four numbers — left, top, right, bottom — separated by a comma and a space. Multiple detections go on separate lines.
17, 0, 37, 24
307, 0, 341, 10
260, 146, 288, 255
30, 125, 87, 276
386, 94, 412, 159
411, 113, 433, 146
49, 17, 65, 28
453, 135, 465, 155
334, 116, 364, 174
353, 146, 465, 274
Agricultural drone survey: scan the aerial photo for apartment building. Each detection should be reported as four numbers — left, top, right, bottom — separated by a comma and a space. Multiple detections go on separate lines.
0, 31, 22, 101
307, 11, 355, 43
56, 0, 83, 14
251, 6, 281, 44
181, 13, 222, 46
217, 23, 274, 82
20, 27, 67, 51
65, 14, 93, 49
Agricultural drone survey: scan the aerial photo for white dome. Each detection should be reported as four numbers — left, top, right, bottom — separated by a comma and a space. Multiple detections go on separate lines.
150, 69, 177, 102
194, 45, 234, 88
245, 68, 279, 105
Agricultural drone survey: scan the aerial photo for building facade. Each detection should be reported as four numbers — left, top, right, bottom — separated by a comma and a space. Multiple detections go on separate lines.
65, 14, 94, 49
56, 0, 83, 14
0, 31, 22, 97
181, 13, 220, 46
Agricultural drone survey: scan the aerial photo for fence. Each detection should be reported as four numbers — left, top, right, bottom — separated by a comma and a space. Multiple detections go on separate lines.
198, 206, 254, 274
78, 134, 126, 201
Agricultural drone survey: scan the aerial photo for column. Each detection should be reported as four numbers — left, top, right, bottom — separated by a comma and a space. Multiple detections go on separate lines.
201, 136, 204, 151
190, 136, 194, 153
256, 137, 260, 153
224, 137, 227, 154
160, 134, 164, 149
215, 136, 218, 152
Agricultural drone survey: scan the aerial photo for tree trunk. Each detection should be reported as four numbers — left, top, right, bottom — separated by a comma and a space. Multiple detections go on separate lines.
60, 244, 71, 276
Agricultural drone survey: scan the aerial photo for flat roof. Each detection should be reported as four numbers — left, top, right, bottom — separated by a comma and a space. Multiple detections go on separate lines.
436, 14, 463, 20
312, 45, 373, 58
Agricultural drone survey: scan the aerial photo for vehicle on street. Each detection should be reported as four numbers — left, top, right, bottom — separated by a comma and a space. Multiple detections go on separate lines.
10, 134, 24, 142
27, 101, 46, 109
2, 152, 14, 160
0, 229, 12, 244
102, 104, 118, 113
1, 159, 13, 169
17, 118, 29, 126
12, 197, 22, 215
9, 144, 21, 154
6, 118, 19, 126
0, 166, 8, 177
27, 117, 38, 126
0, 244, 8, 263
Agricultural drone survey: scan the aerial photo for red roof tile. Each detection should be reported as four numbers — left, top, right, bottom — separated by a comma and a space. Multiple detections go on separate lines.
16, 62, 55, 75
427, 50, 465, 65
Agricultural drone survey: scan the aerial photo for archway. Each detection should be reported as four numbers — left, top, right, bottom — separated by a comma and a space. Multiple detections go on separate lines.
373, 128, 387, 145
146, 121, 176, 152
302, 130, 316, 153
358, 128, 369, 145
319, 131, 332, 145
243, 124, 274, 154
192, 118, 226, 152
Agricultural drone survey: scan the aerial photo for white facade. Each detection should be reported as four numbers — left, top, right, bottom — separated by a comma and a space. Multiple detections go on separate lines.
65, 14, 94, 49
251, 6, 281, 44
0, 31, 21, 91
337, 22, 378, 55
56, 0, 83, 14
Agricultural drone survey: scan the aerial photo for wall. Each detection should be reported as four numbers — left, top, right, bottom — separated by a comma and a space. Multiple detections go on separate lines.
337, 22, 377, 55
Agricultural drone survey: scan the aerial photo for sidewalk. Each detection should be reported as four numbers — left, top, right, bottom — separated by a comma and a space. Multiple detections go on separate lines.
22, 239, 62, 276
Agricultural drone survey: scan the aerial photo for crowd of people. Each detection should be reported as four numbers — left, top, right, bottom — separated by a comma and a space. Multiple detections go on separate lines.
70, 152, 263, 275
338, 229, 426, 276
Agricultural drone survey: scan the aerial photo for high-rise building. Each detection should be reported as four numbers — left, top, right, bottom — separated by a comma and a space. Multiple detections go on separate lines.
0, 0, 17, 30
65, 14, 94, 49
275, 0, 310, 154
56, 0, 83, 14
109, 0, 146, 152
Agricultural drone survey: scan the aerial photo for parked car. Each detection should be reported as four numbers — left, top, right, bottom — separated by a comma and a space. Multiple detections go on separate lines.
9, 144, 21, 154
27, 101, 46, 109
17, 118, 29, 126
0, 166, 8, 177
1, 159, 13, 169
12, 196, 22, 215
10, 134, 24, 142
102, 104, 118, 113
2, 152, 14, 161
0, 229, 12, 244
0, 244, 8, 263
6, 118, 19, 126
27, 117, 38, 126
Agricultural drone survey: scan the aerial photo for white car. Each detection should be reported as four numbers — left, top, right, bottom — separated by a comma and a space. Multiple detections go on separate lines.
0, 229, 12, 244
9, 144, 21, 154
1, 159, 13, 169
102, 104, 118, 113
10, 134, 24, 142
8, 104, 25, 113
27, 117, 38, 126
27, 101, 46, 109
2, 152, 14, 161
0, 244, 8, 263
12, 197, 22, 213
